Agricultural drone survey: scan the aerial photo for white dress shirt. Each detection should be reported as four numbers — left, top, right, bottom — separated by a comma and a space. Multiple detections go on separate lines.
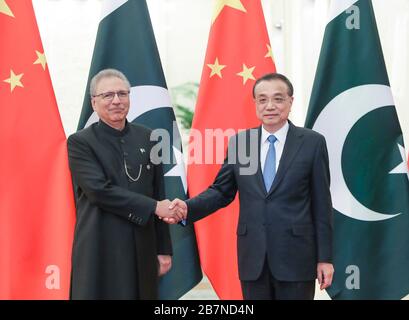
260, 121, 289, 174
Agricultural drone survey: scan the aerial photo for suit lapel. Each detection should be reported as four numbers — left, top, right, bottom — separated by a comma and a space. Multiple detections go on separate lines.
267, 122, 304, 197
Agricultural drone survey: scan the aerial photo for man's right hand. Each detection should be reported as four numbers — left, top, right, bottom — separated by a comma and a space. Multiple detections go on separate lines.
155, 199, 186, 224
166, 198, 187, 224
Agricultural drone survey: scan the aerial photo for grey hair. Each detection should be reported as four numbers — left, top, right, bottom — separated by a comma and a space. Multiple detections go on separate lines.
89, 68, 131, 96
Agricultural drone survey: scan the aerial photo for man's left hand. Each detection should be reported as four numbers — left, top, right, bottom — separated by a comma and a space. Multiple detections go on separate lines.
158, 255, 172, 276
317, 262, 334, 290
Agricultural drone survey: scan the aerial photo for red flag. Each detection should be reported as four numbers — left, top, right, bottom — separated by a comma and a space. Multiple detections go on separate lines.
187, 0, 276, 299
0, 1, 75, 299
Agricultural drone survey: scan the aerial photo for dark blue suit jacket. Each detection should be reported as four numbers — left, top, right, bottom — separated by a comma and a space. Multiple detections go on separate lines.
187, 122, 333, 281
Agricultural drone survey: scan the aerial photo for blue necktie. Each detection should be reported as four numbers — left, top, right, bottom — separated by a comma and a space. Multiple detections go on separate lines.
263, 135, 277, 192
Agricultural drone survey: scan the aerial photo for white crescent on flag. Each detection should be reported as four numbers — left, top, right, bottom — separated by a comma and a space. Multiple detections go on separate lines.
312, 84, 402, 222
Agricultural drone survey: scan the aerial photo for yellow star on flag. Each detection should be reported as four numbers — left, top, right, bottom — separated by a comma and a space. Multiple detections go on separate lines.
0, 0, 14, 17
4, 70, 24, 92
237, 64, 255, 85
264, 44, 274, 61
34, 50, 47, 70
207, 58, 226, 78
212, 0, 246, 24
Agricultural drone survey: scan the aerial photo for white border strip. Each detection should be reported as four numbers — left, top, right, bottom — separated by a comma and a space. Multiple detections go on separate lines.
100, 0, 128, 21
328, 0, 359, 23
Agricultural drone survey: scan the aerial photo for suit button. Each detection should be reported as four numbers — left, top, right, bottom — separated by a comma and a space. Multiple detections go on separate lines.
120, 139, 125, 144
124, 151, 129, 156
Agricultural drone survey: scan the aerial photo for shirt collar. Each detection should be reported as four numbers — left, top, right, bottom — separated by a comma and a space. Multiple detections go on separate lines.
98, 119, 130, 137
261, 121, 289, 144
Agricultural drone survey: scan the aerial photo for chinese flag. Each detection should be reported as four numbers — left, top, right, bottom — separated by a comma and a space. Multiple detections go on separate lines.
188, 0, 276, 299
0, 1, 75, 299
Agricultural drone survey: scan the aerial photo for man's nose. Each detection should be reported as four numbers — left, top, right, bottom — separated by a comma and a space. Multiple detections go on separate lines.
265, 100, 275, 109
111, 93, 121, 103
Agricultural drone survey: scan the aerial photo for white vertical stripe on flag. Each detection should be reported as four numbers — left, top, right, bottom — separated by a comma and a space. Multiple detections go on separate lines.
328, 0, 359, 23
100, 0, 128, 21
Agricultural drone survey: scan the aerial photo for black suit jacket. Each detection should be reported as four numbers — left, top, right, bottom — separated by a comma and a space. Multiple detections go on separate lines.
67, 120, 172, 299
187, 122, 333, 282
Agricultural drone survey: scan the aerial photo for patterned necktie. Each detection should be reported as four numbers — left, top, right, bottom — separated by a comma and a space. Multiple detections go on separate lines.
263, 135, 277, 191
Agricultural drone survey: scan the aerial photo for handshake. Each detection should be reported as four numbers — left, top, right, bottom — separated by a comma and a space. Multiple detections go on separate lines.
155, 199, 187, 224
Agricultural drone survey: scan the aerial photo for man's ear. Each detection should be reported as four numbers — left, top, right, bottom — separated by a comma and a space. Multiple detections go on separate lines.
91, 97, 97, 111
288, 96, 294, 113
289, 96, 294, 107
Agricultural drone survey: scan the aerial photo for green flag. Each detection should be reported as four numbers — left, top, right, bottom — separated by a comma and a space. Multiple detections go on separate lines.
305, 0, 409, 299
78, 0, 202, 299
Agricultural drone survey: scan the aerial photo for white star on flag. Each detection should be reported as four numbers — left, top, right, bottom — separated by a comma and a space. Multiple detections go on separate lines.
165, 146, 187, 194
389, 143, 409, 181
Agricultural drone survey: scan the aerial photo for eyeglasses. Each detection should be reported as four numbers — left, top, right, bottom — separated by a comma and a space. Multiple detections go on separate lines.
93, 90, 130, 101
255, 96, 290, 106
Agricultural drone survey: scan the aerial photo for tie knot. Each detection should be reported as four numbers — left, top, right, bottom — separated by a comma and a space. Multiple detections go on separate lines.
267, 135, 277, 144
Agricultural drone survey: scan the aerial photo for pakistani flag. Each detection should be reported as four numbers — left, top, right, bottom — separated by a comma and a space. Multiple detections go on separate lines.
305, 0, 409, 299
77, 0, 202, 299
